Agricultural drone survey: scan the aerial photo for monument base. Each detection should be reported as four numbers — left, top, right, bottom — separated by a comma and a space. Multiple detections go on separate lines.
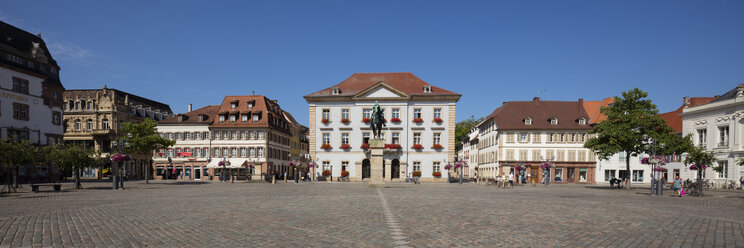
368, 139, 386, 188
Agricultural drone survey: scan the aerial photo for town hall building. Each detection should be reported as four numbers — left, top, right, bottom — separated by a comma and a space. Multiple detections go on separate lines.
305, 73, 461, 182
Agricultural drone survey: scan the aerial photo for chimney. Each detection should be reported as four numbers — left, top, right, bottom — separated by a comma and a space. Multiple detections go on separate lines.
533, 97, 540, 102
188, 104, 192, 112
578, 98, 583, 111
683, 96, 690, 107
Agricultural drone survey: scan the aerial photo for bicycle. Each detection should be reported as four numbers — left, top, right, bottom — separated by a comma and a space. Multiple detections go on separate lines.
685, 183, 702, 197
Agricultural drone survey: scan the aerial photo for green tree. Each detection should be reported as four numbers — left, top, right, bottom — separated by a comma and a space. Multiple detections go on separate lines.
0, 139, 35, 193
684, 146, 716, 196
52, 144, 102, 189
584, 88, 675, 189
455, 115, 483, 156
121, 118, 175, 183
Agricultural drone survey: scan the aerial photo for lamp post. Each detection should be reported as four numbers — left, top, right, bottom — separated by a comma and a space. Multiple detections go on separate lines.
112, 133, 131, 190
541, 156, 554, 187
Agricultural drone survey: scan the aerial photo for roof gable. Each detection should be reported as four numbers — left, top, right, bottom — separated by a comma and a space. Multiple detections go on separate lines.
305, 72, 460, 100
354, 82, 409, 99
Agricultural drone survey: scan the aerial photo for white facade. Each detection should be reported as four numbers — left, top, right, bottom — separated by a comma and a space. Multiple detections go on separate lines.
310, 99, 455, 181
681, 85, 744, 185
0, 66, 63, 145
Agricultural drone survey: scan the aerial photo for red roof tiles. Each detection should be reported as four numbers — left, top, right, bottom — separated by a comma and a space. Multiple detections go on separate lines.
304, 72, 460, 98
486, 97, 591, 130
659, 97, 717, 134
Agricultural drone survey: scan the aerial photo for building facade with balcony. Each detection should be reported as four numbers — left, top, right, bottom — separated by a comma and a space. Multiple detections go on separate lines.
473, 97, 597, 184
63, 86, 172, 179
305, 73, 461, 182
153, 95, 304, 181
681, 84, 744, 184
0, 21, 65, 145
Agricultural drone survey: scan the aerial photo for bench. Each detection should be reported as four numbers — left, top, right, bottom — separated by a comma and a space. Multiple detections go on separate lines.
31, 184, 61, 192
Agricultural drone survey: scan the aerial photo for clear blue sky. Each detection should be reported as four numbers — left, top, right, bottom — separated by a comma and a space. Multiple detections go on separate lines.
3, 1, 743, 125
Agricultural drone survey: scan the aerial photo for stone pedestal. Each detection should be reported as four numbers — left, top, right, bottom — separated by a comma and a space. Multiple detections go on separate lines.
368, 139, 386, 188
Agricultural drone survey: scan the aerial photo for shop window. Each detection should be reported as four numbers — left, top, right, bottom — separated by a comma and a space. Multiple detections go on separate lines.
632, 170, 643, 182
604, 170, 615, 182
554, 168, 563, 182
579, 168, 588, 182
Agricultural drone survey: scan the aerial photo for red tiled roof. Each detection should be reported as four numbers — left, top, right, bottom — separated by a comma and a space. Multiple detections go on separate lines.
158, 105, 219, 124
659, 97, 717, 134
583, 97, 615, 124
485, 98, 591, 130
209, 95, 286, 129
304, 72, 461, 98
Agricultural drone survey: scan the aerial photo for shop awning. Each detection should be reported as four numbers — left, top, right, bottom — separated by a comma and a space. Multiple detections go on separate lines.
206, 158, 248, 168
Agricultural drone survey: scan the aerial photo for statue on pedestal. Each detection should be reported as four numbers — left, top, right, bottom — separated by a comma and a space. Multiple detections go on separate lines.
370, 101, 386, 139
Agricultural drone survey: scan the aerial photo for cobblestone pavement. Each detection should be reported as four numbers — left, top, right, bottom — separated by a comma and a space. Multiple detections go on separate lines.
0, 181, 743, 247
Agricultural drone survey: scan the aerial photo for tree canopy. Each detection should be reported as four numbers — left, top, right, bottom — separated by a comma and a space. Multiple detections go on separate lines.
584, 88, 678, 189
121, 118, 175, 156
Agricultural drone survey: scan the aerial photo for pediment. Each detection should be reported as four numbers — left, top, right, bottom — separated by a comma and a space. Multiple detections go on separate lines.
353, 82, 409, 100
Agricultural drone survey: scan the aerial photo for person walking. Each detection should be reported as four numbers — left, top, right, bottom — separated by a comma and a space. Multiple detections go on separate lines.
508, 173, 514, 188
739, 176, 744, 190
672, 176, 683, 197
501, 174, 507, 189
495, 175, 501, 188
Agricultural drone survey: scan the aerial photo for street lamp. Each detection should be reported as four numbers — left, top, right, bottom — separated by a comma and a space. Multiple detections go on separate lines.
540, 156, 555, 187
445, 159, 468, 185
112, 133, 131, 190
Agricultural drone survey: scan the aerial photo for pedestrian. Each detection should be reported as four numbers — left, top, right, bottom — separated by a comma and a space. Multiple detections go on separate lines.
610, 177, 615, 189
501, 174, 507, 189
307, 171, 311, 182
180, 171, 184, 180
495, 175, 501, 188
406, 173, 411, 183
508, 173, 514, 188
739, 176, 744, 190
672, 176, 683, 197
284, 172, 287, 182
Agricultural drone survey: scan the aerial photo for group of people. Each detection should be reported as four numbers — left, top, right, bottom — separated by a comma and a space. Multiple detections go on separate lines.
493, 173, 515, 189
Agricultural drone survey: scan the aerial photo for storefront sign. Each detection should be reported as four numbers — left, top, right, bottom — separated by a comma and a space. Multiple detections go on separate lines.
1, 92, 29, 102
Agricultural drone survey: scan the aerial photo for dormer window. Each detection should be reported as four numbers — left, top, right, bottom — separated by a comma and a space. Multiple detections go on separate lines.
252, 114, 259, 122
578, 118, 586, 125
242, 114, 248, 122
229, 114, 237, 122
219, 115, 225, 122
231, 103, 236, 109
524, 117, 532, 125
423, 85, 432, 93
247, 102, 254, 108
550, 117, 558, 125
197, 115, 204, 122
332, 87, 341, 95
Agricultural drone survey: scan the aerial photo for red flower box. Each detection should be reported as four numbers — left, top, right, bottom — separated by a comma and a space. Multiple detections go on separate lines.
321, 118, 330, 124
391, 118, 401, 123
362, 118, 370, 123
321, 143, 332, 149
412, 144, 424, 150
157, 152, 163, 156
340, 144, 351, 149
433, 118, 443, 123
413, 118, 424, 123
412, 171, 422, 177
432, 171, 442, 177
360, 143, 370, 149
341, 170, 349, 177
432, 144, 443, 149
322, 170, 331, 176
341, 118, 350, 124
384, 144, 401, 149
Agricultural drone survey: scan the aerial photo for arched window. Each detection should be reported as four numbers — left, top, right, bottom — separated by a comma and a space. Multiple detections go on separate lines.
74, 119, 81, 131
87, 119, 93, 130
102, 118, 109, 130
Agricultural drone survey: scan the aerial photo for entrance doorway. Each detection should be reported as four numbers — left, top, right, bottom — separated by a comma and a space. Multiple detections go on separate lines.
530, 167, 539, 183
362, 159, 370, 179
567, 168, 575, 183
195, 167, 201, 180
391, 159, 400, 179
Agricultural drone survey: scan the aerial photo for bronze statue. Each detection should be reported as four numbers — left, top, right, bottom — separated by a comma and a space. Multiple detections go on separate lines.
370, 101, 386, 139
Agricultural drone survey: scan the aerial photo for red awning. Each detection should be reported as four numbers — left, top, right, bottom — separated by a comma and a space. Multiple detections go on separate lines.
181, 152, 193, 156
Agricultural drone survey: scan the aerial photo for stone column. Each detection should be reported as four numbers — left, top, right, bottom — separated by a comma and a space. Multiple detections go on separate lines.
368, 139, 385, 188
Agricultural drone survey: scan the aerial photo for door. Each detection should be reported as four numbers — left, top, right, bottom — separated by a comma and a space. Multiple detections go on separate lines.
362, 159, 370, 179
530, 168, 539, 183
194, 167, 201, 180
391, 159, 400, 179
567, 168, 575, 183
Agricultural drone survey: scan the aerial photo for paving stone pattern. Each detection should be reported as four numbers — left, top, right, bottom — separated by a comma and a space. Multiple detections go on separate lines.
0, 181, 743, 247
